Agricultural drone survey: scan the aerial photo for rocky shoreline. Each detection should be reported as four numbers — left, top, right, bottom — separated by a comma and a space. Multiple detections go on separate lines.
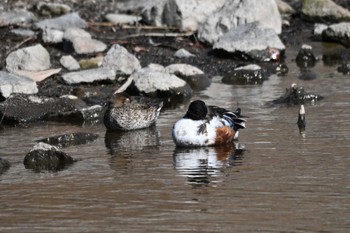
1, 0, 350, 172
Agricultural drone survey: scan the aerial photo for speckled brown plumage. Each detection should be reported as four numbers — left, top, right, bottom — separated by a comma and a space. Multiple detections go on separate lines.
104, 92, 163, 131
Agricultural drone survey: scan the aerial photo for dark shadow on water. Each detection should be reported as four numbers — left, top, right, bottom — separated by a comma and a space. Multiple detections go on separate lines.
173, 142, 245, 186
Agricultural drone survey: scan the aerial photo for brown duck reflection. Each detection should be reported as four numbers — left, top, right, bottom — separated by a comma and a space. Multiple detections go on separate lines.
104, 126, 160, 155
173, 142, 245, 185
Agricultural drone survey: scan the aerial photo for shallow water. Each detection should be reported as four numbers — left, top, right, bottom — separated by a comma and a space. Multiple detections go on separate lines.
1, 42, 350, 233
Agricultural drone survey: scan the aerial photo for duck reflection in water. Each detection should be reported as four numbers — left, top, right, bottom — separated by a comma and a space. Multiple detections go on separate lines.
173, 142, 245, 185
105, 126, 160, 169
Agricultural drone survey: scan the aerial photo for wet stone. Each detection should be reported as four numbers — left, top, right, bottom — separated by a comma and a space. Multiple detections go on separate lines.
337, 63, 350, 74
271, 84, 324, 105
0, 71, 38, 98
0, 94, 79, 123
0, 157, 10, 175
24, 142, 76, 172
37, 132, 99, 148
296, 44, 317, 68
50, 105, 104, 125
222, 64, 267, 85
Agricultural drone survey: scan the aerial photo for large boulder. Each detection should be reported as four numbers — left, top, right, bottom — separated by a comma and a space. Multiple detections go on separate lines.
213, 22, 285, 61
0, 71, 38, 98
6, 44, 51, 73
24, 142, 76, 172
198, 0, 282, 44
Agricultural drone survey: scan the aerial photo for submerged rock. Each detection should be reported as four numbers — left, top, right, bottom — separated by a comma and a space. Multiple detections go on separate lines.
222, 64, 267, 85
198, 0, 282, 44
0, 71, 38, 98
37, 132, 99, 148
272, 83, 323, 105
50, 105, 104, 124
0, 157, 10, 175
295, 44, 317, 68
337, 63, 350, 74
6, 44, 51, 73
213, 22, 285, 61
24, 142, 76, 172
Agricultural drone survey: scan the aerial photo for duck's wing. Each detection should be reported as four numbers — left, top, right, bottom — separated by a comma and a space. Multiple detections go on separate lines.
207, 106, 246, 130
130, 96, 163, 110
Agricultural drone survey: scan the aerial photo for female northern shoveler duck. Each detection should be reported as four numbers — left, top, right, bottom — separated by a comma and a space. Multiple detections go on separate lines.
172, 100, 246, 147
104, 92, 163, 131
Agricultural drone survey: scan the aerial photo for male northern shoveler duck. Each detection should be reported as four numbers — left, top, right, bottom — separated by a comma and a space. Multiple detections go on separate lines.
172, 100, 246, 147
104, 92, 163, 131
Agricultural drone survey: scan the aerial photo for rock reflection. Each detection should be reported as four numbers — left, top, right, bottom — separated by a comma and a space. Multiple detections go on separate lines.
173, 143, 245, 185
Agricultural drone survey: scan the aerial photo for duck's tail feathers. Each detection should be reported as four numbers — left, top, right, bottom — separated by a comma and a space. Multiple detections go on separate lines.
224, 108, 246, 130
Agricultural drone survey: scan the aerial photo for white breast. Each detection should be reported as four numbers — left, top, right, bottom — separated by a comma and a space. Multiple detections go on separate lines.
172, 117, 224, 146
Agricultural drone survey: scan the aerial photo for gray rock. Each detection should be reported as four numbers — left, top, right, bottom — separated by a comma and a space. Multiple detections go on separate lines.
162, 0, 225, 32
60, 55, 80, 70
130, 64, 192, 98
102, 44, 141, 75
35, 12, 88, 30
0, 94, 79, 123
6, 44, 51, 73
174, 48, 195, 58
0, 71, 38, 98
0, 9, 36, 27
37, 132, 99, 148
213, 22, 285, 61
222, 64, 267, 85
24, 142, 76, 172
52, 105, 104, 125
114, 0, 167, 26
63, 28, 107, 54
10, 28, 36, 37
0, 157, 10, 175
61, 68, 116, 84
36, 1, 71, 16
302, 0, 350, 23
105, 13, 141, 25
42, 28, 64, 43
322, 22, 350, 47
276, 0, 295, 15
313, 23, 328, 39
165, 64, 209, 90
198, 0, 282, 44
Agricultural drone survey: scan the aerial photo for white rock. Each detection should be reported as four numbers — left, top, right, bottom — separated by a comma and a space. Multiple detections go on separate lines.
105, 13, 141, 25
35, 12, 87, 30
174, 48, 195, 58
0, 9, 36, 27
60, 55, 80, 70
165, 64, 204, 76
130, 66, 187, 94
0, 71, 38, 98
63, 28, 107, 54
42, 28, 64, 43
102, 44, 141, 75
61, 68, 116, 84
198, 0, 282, 44
6, 44, 51, 73
213, 22, 285, 53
